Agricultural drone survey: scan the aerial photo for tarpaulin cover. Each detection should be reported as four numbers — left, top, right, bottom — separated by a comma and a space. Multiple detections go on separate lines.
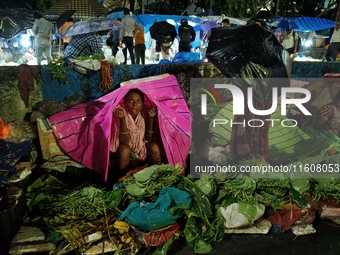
48, 74, 191, 181
0, 8, 34, 39
0, 139, 32, 183
270, 16, 335, 32
137, 14, 204, 33
291, 16, 335, 32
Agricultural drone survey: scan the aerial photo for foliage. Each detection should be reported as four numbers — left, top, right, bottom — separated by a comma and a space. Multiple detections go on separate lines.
53, 186, 106, 220
122, 164, 183, 200
48, 56, 68, 83
213, 0, 262, 18
35, 0, 58, 12
75, 53, 105, 61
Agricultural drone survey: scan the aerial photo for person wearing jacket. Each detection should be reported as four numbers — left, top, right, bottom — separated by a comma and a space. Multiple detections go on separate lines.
178, 18, 196, 52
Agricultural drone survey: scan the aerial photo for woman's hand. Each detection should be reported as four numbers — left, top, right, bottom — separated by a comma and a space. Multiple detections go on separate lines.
114, 108, 125, 119
148, 107, 157, 119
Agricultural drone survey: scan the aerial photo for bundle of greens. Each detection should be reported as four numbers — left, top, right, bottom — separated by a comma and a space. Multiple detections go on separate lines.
176, 176, 224, 254
312, 178, 340, 202
53, 186, 106, 220
122, 164, 183, 201
216, 177, 257, 205
26, 174, 67, 215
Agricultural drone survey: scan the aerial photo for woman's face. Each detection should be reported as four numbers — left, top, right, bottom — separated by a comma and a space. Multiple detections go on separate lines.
125, 91, 144, 118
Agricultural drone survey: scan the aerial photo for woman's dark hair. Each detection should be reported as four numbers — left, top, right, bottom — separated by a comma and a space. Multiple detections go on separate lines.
125, 89, 144, 102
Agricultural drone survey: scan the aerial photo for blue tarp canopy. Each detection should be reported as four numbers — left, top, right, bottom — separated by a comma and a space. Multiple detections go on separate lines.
137, 14, 204, 33
270, 16, 335, 32
292, 17, 335, 31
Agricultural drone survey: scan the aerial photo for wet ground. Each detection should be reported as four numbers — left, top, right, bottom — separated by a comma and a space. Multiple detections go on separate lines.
1, 221, 340, 255
168, 220, 340, 255
1, 167, 340, 255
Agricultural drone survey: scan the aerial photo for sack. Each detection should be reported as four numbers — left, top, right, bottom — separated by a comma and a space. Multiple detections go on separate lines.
116, 48, 124, 63
70, 59, 101, 76
180, 26, 191, 44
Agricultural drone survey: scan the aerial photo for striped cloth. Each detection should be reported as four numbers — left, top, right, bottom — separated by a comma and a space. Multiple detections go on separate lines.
49, 75, 191, 181
45, 0, 109, 20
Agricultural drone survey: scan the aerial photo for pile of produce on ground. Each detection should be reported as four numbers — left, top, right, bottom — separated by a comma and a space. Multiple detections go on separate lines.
21, 162, 340, 254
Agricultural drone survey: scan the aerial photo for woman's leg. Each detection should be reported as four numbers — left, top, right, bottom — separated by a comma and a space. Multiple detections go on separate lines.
117, 144, 131, 169
146, 142, 162, 165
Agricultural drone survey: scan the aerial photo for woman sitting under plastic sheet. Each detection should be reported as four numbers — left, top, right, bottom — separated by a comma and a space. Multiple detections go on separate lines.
110, 89, 163, 175
49, 74, 191, 182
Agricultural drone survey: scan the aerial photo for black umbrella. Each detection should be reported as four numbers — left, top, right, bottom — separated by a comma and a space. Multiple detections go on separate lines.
55, 10, 77, 30
206, 23, 289, 102
206, 24, 289, 164
206, 24, 285, 78
149, 21, 177, 42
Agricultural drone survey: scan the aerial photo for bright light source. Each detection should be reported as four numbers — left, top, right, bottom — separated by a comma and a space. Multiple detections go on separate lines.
21, 34, 31, 48
303, 40, 312, 47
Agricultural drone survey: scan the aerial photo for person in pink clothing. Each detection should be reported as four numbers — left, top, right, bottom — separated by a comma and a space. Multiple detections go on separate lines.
112, 89, 162, 172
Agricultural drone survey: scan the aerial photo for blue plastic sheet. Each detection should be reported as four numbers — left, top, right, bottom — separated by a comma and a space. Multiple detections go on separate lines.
0, 139, 32, 182
172, 52, 203, 63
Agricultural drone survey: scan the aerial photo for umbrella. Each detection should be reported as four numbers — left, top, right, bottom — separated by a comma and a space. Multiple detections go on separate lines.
0, 8, 34, 39
206, 24, 286, 79
269, 18, 299, 30
62, 17, 123, 38
45, 0, 109, 20
199, 21, 221, 35
206, 23, 289, 164
56, 10, 77, 30
149, 21, 177, 42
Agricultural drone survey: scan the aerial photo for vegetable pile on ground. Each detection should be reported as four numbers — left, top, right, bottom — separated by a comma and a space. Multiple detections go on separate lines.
22, 162, 340, 255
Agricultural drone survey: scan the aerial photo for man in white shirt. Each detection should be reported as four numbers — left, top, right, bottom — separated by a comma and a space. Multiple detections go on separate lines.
325, 22, 340, 61
279, 29, 299, 55
32, 12, 53, 65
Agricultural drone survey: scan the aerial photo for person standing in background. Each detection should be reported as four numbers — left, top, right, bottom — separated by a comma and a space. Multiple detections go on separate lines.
178, 18, 196, 52
134, 26, 146, 64
107, 27, 120, 57
119, 10, 143, 64
279, 29, 299, 55
325, 22, 340, 61
59, 18, 74, 50
32, 12, 53, 65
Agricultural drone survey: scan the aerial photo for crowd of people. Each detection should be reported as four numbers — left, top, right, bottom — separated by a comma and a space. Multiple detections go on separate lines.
2, 10, 339, 65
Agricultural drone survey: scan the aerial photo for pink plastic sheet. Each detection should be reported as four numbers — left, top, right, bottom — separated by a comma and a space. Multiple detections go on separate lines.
49, 75, 191, 181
